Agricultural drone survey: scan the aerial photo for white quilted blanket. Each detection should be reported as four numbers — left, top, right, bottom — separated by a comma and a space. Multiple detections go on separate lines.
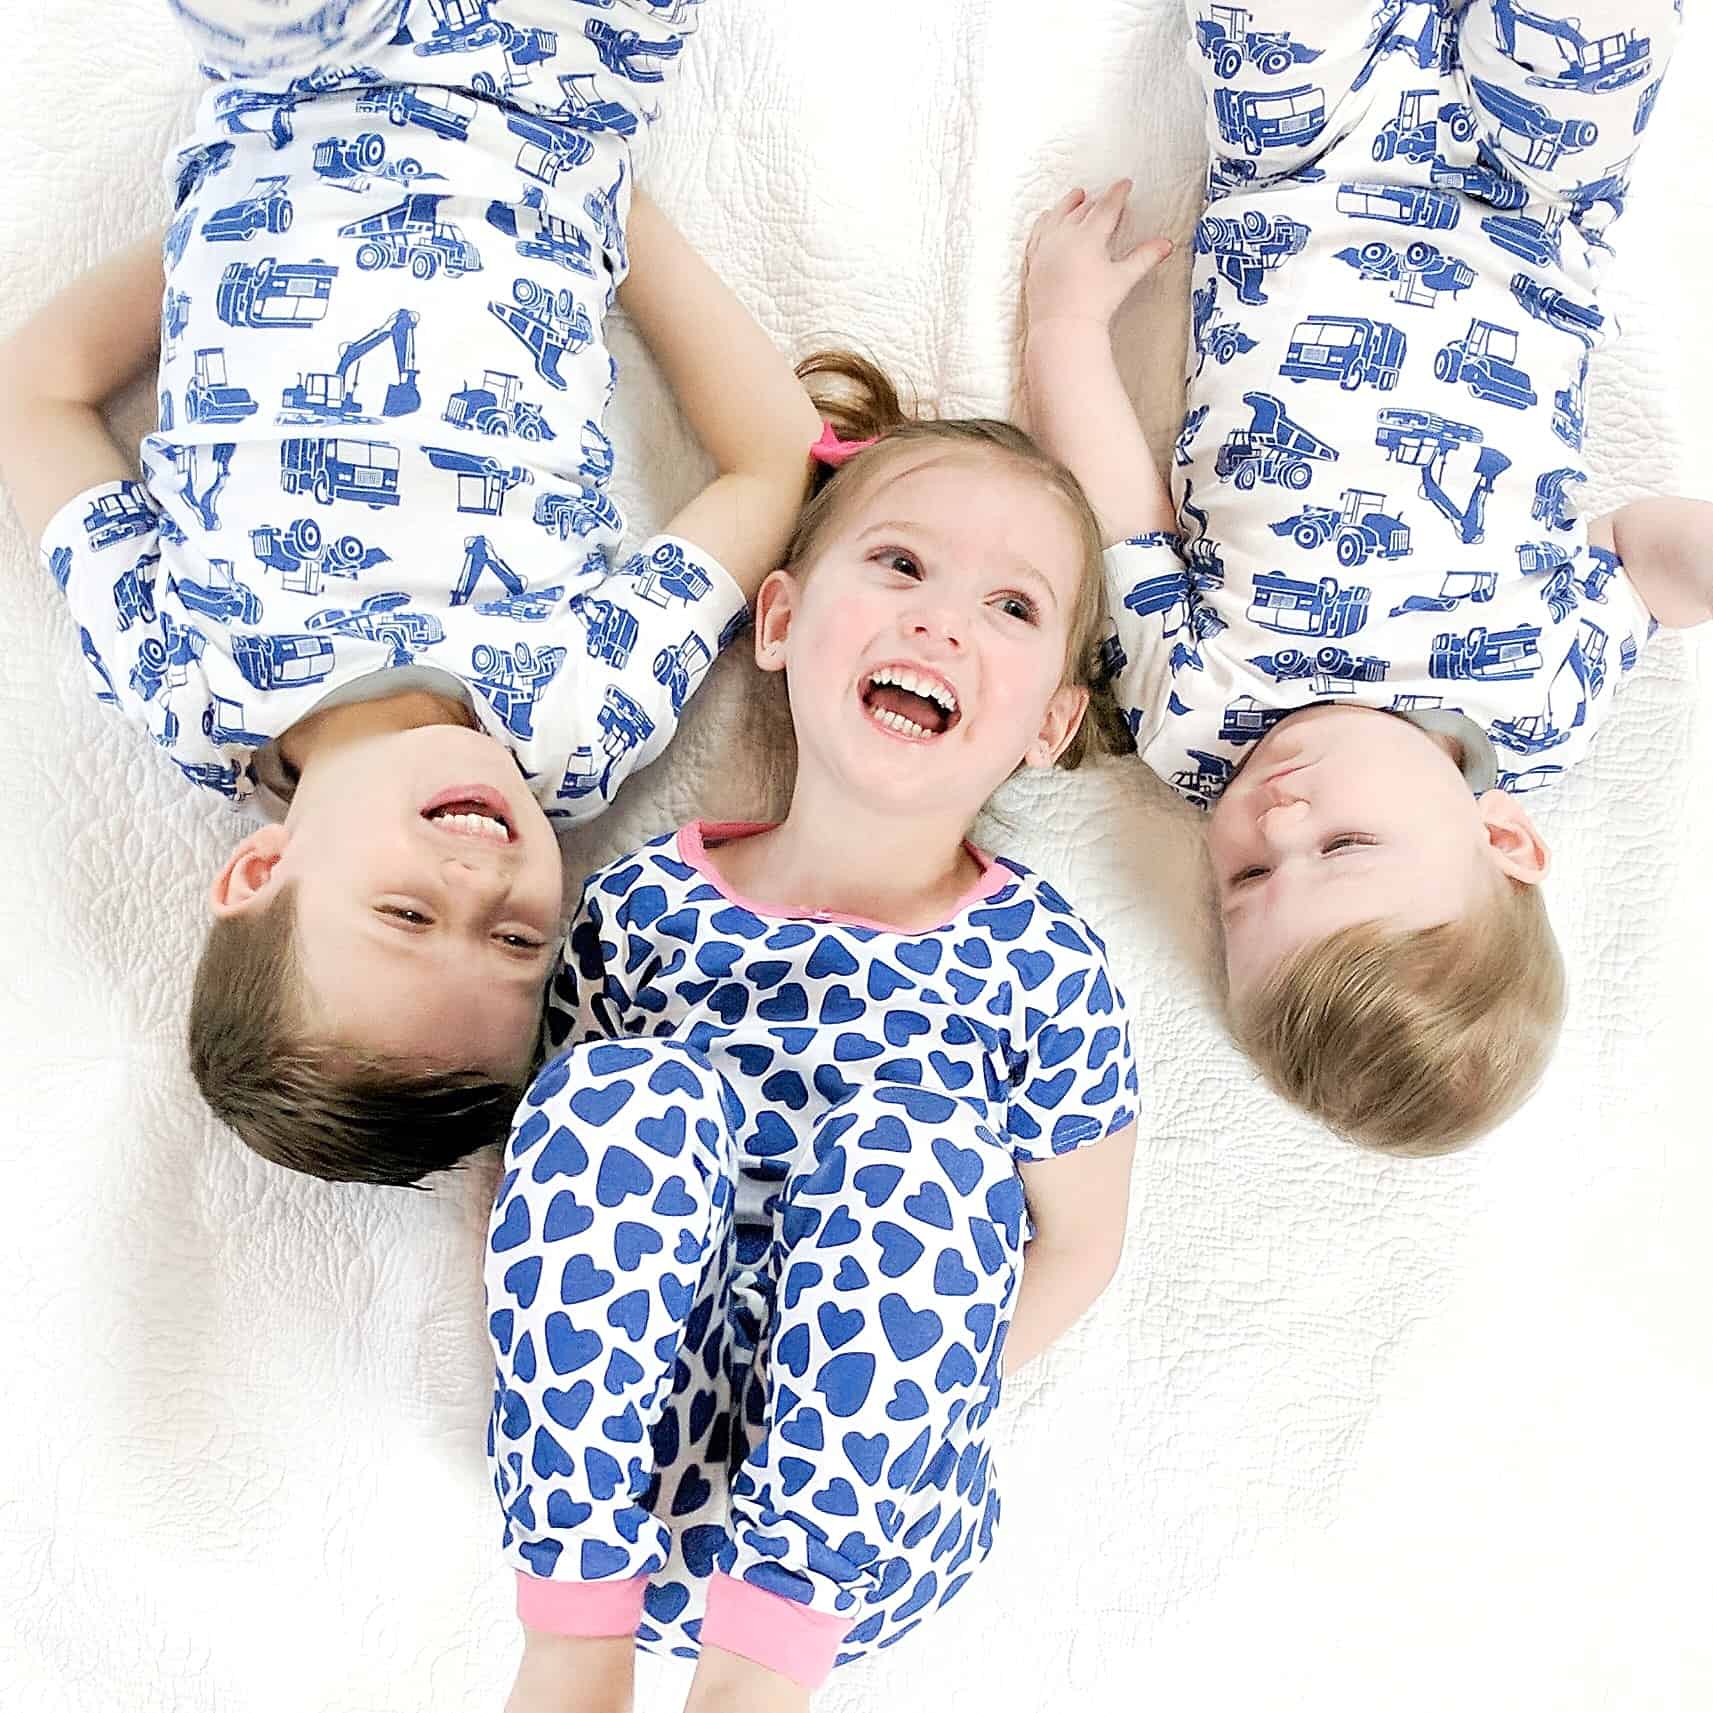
3, 3, 1708, 1708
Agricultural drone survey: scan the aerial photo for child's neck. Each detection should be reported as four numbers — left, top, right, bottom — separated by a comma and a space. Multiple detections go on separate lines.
708, 784, 986, 933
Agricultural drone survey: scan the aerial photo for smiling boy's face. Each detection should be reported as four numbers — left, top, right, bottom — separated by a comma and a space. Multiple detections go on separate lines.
211, 723, 564, 1079
1207, 705, 1551, 1000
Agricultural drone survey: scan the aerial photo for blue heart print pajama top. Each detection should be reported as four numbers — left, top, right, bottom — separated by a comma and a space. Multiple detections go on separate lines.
37, 0, 742, 823
1107, 0, 1679, 806
484, 823, 1139, 1684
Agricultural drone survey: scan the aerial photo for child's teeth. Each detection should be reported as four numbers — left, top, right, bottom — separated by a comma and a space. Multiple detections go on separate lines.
873, 707, 928, 739
431, 810, 509, 840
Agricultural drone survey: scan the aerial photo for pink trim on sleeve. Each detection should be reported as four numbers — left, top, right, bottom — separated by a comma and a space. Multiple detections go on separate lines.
698, 1571, 851, 1689
514, 1571, 648, 1637
678, 821, 1010, 931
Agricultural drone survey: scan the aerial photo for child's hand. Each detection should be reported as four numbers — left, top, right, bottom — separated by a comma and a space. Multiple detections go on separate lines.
1024, 182, 1172, 334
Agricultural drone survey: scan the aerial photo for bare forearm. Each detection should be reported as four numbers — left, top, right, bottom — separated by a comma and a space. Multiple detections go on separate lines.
1592, 497, 1713, 629
0, 231, 164, 546
620, 190, 819, 484
1001, 1238, 1117, 1376
1023, 319, 1176, 545
618, 190, 816, 593
0, 232, 163, 411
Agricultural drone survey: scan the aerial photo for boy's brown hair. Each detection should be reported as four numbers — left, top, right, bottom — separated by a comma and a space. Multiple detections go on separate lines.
1229, 879, 1566, 1157
188, 886, 528, 1186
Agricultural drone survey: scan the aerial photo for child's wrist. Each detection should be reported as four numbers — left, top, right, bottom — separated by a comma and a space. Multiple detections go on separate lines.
1024, 310, 1116, 339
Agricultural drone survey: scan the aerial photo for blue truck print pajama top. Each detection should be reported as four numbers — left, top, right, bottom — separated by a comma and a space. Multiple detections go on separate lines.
40, 0, 739, 823
1107, 0, 1678, 806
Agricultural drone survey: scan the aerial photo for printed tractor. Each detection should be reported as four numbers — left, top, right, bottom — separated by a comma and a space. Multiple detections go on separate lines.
1194, 5, 1322, 78
444, 369, 555, 440
1271, 488, 1410, 567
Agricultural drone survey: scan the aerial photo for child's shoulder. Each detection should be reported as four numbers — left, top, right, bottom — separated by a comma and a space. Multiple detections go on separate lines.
580, 826, 697, 901
969, 853, 1116, 964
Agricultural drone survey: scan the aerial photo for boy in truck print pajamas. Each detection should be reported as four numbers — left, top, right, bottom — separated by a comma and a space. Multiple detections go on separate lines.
47, 0, 739, 821
1105, 0, 1683, 802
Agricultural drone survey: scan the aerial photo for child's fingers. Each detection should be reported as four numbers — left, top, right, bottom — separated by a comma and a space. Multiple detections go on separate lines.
1089, 178, 1134, 232
1027, 188, 1086, 252
1117, 235, 1174, 288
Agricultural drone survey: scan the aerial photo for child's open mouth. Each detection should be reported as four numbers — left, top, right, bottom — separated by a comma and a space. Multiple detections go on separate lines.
859, 665, 961, 741
419, 784, 516, 845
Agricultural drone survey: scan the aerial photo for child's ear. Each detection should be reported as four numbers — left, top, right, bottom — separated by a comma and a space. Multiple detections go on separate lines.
210, 824, 290, 915
752, 569, 798, 674
1477, 789, 1551, 884
1021, 683, 1090, 769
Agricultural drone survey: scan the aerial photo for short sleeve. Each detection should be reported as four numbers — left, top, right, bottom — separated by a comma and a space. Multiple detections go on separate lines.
1004, 909, 1139, 1164
38, 479, 245, 799
541, 534, 748, 822
1103, 530, 1191, 748
543, 874, 635, 1054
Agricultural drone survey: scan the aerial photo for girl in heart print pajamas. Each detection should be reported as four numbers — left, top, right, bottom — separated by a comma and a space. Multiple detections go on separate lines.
485, 823, 1137, 1682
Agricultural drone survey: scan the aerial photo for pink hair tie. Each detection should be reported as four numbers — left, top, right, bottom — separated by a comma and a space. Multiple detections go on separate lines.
810, 421, 879, 468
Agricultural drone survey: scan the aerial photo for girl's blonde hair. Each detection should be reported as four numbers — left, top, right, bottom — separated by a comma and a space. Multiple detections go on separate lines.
780, 350, 1126, 770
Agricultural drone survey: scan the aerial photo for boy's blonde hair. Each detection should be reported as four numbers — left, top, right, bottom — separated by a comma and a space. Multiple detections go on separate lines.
1229, 878, 1566, 1157
188, 887, 529, 1186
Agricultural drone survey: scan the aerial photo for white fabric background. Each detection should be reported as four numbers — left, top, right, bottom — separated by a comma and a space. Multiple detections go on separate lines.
1, 3, 1708, 1709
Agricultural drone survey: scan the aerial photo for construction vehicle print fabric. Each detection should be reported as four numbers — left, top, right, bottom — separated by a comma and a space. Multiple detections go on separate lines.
43, 0, 744, 825
1105, 0, 1674, 806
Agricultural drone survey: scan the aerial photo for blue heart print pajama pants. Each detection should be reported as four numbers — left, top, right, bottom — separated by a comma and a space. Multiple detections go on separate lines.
487, 1044, 1026, 1686
484, 830, 1140, 1686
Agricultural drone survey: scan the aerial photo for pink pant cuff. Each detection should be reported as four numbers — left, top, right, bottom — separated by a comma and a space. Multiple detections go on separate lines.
515, 1570, 648, 1637
699, 1571, 851, 1689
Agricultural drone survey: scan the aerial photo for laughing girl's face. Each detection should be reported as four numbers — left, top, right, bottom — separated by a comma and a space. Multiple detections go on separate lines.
752, 446, 1090, 826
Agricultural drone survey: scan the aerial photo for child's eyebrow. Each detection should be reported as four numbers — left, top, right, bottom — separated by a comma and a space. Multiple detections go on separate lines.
855, 520, 1059, 605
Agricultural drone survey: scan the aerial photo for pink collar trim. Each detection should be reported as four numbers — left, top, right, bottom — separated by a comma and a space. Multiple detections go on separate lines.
677, 820, 1009, 933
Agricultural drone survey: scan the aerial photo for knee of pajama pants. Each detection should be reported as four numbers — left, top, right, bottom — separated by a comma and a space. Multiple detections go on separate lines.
716, 1084, 1026, 1671
485, 1039, 739, 1605
166, 0, 411, 76
1185, 0, 1397, 182
1457, 0, 1681, 219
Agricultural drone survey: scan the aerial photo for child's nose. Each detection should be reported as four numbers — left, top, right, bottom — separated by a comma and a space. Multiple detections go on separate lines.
1257, 798, 1311, 842
904, 602, 963, 650
441, 853, 510, 898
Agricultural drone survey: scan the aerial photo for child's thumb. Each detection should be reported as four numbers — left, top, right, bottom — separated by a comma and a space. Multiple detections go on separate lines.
1123, 236, 1174, 282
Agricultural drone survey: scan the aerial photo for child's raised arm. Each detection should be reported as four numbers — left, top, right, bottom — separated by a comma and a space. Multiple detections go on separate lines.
1003, 1123, 1138, 1375
1022, 183, 1175, 546
1589, 498, 1713, 630
0, 233, 164, 549
619, 190, 821, 599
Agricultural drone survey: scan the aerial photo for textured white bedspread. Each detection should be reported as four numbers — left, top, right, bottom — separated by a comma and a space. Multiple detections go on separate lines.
2, 3, 1709, 1708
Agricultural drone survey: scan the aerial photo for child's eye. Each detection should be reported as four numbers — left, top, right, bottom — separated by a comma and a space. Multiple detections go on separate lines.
876, 549, 922, 578
1230, 865, 1270, 886
379, 905, 431, 925
997, 593, 1039, 623
497, 932, 545, 952
1321, 834, 1377, 854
